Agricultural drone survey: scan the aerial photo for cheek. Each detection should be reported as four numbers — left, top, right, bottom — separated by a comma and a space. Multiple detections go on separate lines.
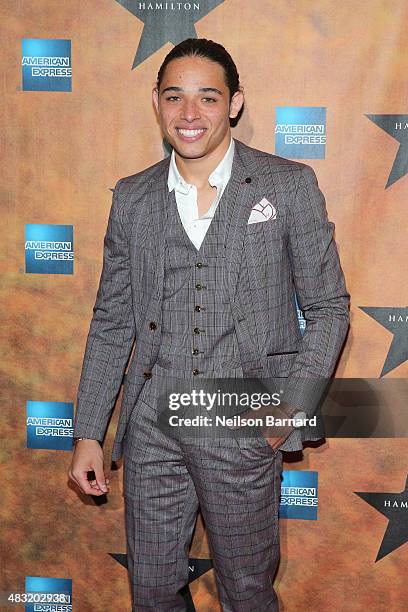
206, 107, 231, 124
160, 109, 176, 128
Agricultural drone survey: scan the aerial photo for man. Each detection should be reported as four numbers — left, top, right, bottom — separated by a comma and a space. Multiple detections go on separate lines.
68, 38, 349, 611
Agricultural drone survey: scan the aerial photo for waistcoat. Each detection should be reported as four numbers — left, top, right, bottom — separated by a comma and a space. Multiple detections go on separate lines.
156, 186, 244, 379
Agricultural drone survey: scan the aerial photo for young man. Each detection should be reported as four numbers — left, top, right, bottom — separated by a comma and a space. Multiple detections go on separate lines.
68, 39, 349, 611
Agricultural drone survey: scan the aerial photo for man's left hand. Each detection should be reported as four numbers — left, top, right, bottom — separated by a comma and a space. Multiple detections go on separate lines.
227, 402, 301, 451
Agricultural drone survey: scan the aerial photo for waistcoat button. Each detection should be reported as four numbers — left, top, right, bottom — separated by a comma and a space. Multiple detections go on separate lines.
193, 327, 200, 334
192, 368, 200, 375
143, 371, 152, 379
149, 321, 157, 330
192, 348, 199, 355
195, 305, 202, 312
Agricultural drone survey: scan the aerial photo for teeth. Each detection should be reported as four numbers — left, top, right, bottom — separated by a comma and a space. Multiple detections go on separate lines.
178, 129, 205, 137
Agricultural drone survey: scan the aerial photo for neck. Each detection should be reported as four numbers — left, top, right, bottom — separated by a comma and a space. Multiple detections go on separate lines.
174, 134, 231, 190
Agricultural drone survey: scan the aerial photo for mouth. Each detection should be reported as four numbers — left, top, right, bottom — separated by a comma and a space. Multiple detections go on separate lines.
176, 128, 207, 142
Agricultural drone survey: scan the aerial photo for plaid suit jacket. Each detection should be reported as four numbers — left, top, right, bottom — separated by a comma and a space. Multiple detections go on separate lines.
73, 138, 350, 461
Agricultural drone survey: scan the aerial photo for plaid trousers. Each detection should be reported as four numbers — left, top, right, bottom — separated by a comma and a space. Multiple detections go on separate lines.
123, 365, 283, 612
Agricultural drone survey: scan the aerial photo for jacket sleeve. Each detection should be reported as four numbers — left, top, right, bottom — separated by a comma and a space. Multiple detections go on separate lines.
73, 179, 136, 440
283, 164, 350, 415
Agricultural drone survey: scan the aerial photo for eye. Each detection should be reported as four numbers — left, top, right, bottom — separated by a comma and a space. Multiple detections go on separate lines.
202, 97, 217, 103
166, 96, 181, 102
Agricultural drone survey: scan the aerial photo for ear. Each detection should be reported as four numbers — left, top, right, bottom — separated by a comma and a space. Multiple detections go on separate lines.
152, 84, 159, 114
229, 88, 244, 119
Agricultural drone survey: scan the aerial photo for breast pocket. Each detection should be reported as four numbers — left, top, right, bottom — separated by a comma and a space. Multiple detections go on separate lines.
244, 225, 286, 271
246, 220, 270, 235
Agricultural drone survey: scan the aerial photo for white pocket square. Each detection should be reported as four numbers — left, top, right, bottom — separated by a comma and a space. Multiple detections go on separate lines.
247, 197, 277, 224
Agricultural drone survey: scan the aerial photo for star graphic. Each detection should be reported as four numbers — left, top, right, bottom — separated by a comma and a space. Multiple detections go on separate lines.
114, 0, 225, 68
366, 114, 408, 188
109, 553, 213, 610
355, 474, 408, 561
360, 306, 408, 376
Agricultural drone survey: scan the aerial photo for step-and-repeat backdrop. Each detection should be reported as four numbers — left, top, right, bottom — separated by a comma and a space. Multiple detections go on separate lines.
2, 1, 407, 610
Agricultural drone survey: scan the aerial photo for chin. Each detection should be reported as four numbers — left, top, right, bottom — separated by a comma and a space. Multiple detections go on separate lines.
172, 143, 209, 159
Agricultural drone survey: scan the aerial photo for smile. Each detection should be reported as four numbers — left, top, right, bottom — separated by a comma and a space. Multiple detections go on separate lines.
176, 128, 206, 141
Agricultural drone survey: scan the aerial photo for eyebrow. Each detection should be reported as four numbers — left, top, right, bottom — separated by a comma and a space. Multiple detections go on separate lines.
160, 86, 223, 96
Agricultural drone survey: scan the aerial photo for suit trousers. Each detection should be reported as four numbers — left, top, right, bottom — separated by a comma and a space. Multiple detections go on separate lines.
123, 365, 283, 612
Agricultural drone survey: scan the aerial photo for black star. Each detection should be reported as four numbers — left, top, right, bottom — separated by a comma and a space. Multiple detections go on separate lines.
114, 0, 225, 68
360, 306, 408, 376
109, 553, 213, 610
355, 474, 408, 561
366, 114, 408, 188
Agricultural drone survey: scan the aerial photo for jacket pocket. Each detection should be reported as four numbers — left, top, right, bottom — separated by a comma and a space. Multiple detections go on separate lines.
245, 220, 269, 235
264, 352, 298, 376
266, 350, 299, 356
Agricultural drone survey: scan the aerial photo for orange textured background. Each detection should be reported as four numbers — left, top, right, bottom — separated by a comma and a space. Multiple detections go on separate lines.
1, 0, 407, 610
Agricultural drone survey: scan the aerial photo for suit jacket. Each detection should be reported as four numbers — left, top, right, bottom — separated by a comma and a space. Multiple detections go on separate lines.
73, 138, 350, 461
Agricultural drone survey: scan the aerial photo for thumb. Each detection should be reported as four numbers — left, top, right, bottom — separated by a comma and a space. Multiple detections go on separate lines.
93, 465, 108, 493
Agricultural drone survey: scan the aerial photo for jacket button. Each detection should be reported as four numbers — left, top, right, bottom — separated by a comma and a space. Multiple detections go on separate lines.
244, 177, 252, 184
195, 284, 203, 290
196, 262, 203, 269
192, 368, 200, 376
149, 321, 157, 330
192, 348, 199, 355
195, 305, 202, 312
143, 371, 152, 379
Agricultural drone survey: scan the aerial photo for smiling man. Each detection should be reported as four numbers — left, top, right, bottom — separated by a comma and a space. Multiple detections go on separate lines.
154, 48, 244, 220
68, 39, 350, 611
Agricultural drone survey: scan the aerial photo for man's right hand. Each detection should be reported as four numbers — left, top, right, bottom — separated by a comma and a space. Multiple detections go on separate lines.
68, 439, 110, 496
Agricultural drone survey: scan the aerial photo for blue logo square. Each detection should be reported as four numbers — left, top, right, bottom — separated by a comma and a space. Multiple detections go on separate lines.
27, 401, 74, 451
22, 39, 71, 92
275, 107, 326, 159
25, 576, 72, 611
279, 470, 318, 520
25, 224, 74, 275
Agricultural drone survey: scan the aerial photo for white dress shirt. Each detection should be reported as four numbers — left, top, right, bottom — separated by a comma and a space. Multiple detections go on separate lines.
167, 138, 235, 250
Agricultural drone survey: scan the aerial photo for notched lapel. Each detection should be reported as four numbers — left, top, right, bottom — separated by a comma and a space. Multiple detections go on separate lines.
224, 141, 263, 298
146, 160, 170, 303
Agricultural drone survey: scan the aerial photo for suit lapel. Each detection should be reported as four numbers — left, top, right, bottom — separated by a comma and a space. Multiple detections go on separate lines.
224, 139, 261, 304
146, 158, 171, 304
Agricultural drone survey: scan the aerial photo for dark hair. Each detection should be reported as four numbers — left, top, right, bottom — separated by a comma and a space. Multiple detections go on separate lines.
157, 38, 240, 101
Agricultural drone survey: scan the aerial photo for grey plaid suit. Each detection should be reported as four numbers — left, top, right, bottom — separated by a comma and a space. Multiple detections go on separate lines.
123, 177, 285, 610
74, 138, 349, 456
73, 138, 349, 610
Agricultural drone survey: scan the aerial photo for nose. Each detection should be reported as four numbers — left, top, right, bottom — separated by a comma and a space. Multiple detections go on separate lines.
180, 98, 200, 122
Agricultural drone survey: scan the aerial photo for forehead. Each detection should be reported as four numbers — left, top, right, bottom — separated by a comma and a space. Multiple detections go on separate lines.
160, 56, 227, 88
